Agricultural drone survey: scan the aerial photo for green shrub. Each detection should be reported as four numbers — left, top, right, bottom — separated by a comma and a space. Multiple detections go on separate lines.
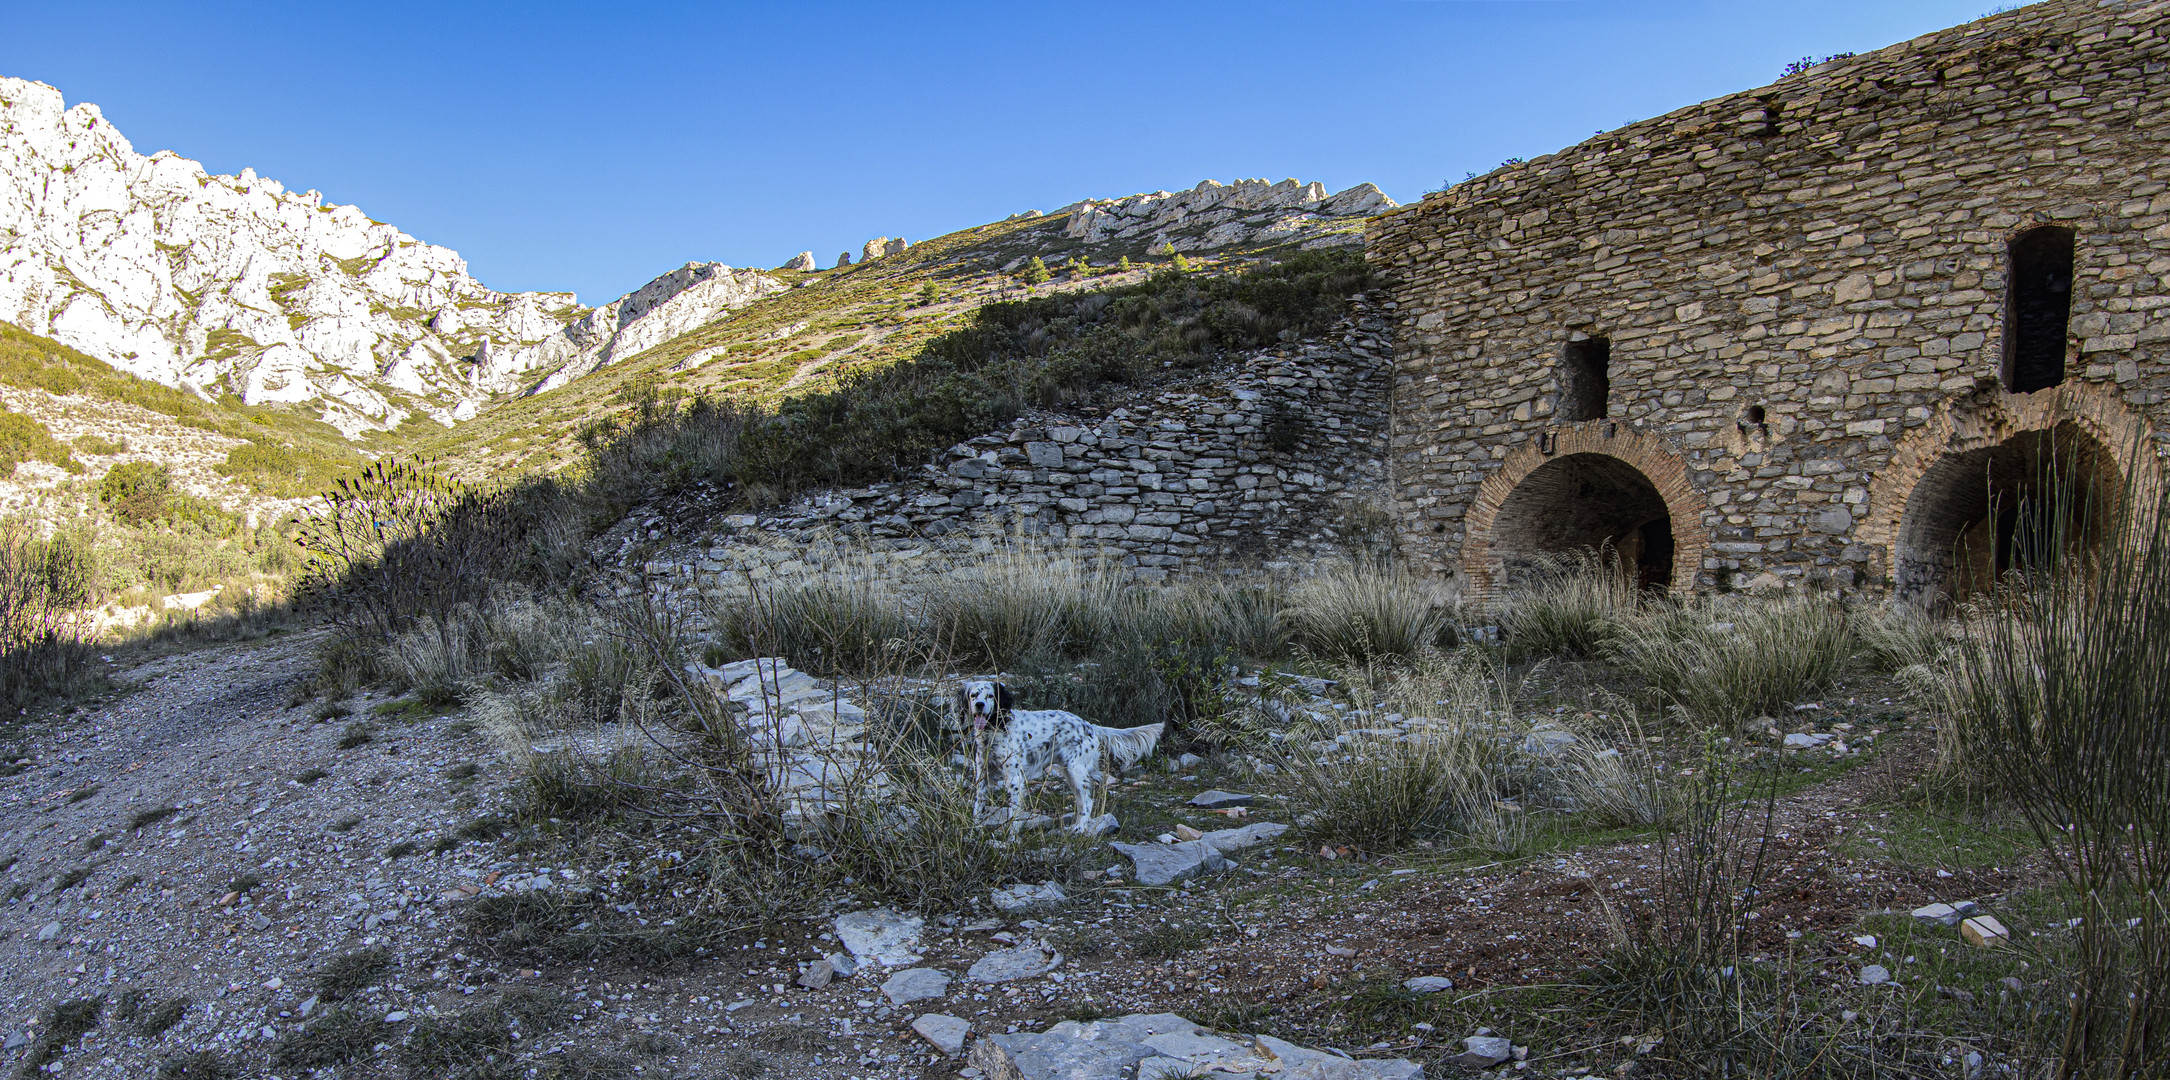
0, 409, 76, 477
1022, 256, 1051, 285
0, 522, 97, 712
99, 461, 174, 525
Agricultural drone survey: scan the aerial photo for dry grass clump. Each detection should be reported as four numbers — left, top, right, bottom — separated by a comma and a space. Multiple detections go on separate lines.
1558, 733, 1669, 828
1493, 549, 1639, 658
1855, 601, 1949, 673
1608, 595, 1855, 725
920, 541, 1134, 668
1284, 559, 1458, 664
705, 556, 912, 677
1166, 575, 1289, 660
1270, 654, 1525, 852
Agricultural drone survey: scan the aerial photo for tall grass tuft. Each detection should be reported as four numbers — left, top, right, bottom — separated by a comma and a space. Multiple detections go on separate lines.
921, 540, 1134, 669
1269, 654, 1519, 852
1493, 548, 1638, 658
1284, 559, 1457, 664
1609, 596, 1855, 725
1588, 733, 1795, 1074
705, 557, 913, 677
1944, 455, 2170, 1076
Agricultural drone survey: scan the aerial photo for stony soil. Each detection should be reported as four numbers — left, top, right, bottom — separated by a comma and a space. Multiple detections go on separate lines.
0, 632, 2043, 1079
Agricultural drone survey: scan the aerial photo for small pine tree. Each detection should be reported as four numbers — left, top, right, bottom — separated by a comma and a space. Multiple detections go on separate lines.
1118, 255, 1132, 273
1160, 242, 1178, 258
1173, 253, 1192, 273
1068, 257, 1091, 279
918, 281, 941, 304
1023, 256, 1051, 285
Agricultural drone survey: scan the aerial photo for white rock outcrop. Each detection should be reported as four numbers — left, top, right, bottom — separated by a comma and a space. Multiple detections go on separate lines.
475, 261, 784, 395
1060, 178, 1396, 253
0, 77, 783, 431
859, 237, 909, 263
781, 251, 817, 271
0, 77, 585, 432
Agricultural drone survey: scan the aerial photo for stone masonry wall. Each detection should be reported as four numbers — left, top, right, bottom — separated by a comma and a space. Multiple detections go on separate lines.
635, 303, 1394, 593
1369, 0, 2170, 601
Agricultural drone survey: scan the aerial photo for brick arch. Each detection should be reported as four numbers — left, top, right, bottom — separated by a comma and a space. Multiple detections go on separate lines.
1862, 381, 2161, 604
1461, 422, 1711, 600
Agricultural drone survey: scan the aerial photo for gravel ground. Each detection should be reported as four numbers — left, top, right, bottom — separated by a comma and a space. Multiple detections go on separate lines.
1, 631, 2044, 1079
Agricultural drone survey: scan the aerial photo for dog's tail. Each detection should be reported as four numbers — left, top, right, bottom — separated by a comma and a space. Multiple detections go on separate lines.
1092, 723, 1165, 772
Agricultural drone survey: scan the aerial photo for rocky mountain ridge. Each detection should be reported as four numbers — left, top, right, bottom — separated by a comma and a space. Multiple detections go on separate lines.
0, 78, 787, 434
3, 75, 1402, 455
1059, 178, 1395, 251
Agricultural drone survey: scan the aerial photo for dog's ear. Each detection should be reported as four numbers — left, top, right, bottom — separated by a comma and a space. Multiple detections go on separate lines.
949, 686, 968, 725
997, 682, 1016, 712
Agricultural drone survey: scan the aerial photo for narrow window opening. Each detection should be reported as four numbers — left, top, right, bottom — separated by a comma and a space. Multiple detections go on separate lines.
1560, 336, 1611, 421
2004, 226, 2074, 394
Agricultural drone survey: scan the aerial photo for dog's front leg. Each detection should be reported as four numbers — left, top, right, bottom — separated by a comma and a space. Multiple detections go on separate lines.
1004, 763, 1028, 840
970, 730, 988, 824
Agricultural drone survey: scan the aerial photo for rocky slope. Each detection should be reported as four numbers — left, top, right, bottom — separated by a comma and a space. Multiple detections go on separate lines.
0, 78, 784, 434
1058, 178, 1394, 252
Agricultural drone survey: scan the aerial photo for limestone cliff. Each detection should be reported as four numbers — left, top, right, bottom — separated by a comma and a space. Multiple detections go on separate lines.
0, 78, 782, 433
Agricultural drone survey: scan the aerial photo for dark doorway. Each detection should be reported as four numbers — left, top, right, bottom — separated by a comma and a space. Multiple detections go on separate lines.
2004, 226, 2074, 394
1893, 422, 2117, 606
1560, 337, 1611, 421
1492, 452, 1673, 590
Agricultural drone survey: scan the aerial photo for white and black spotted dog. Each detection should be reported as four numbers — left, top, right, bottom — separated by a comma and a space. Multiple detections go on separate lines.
950, 679, 1164, 835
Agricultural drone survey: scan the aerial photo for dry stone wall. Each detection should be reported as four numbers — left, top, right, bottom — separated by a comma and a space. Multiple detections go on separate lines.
1370, 0, 2170, 603
636, 304, 1394, 593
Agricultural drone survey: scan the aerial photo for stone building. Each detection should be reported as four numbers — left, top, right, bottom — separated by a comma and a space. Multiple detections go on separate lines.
1369, 0, 2170, 605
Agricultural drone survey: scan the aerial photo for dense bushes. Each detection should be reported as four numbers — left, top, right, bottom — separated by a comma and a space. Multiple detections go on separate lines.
299, 460, 577, 656
0, 523, 96, 712
98, 461, 174, 525
0, 408, 77, 477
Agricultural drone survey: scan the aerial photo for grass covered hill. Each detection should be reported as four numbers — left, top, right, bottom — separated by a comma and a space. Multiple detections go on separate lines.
409, 206, 1372, 483
0, 320, 363, 502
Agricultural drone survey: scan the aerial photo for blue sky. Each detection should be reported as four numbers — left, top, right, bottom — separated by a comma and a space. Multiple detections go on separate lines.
3, 0, 1995, 304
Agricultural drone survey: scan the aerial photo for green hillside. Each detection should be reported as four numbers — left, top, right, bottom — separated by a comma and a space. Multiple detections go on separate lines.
0, 321, 362, 497
409, 210, 1358, 481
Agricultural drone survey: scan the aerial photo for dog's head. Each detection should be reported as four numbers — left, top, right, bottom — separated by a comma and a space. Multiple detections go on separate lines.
952, 679, 1015, 733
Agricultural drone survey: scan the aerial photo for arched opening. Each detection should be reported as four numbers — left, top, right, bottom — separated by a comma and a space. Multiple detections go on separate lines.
2004, 225, 2074, 394
1559, 336, 1611, 421
1893, 421, 2118, 605
1491, 452, 1674, 589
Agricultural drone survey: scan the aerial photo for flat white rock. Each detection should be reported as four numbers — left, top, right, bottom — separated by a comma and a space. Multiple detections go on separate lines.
911, 1013, 972, 1055
969, 1013, 1422, 1080
881, 967, 952, 1006
835, 907, 925, 967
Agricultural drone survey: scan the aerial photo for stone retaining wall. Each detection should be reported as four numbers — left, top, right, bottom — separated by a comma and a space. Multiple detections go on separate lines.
636, 304, 1395, 592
